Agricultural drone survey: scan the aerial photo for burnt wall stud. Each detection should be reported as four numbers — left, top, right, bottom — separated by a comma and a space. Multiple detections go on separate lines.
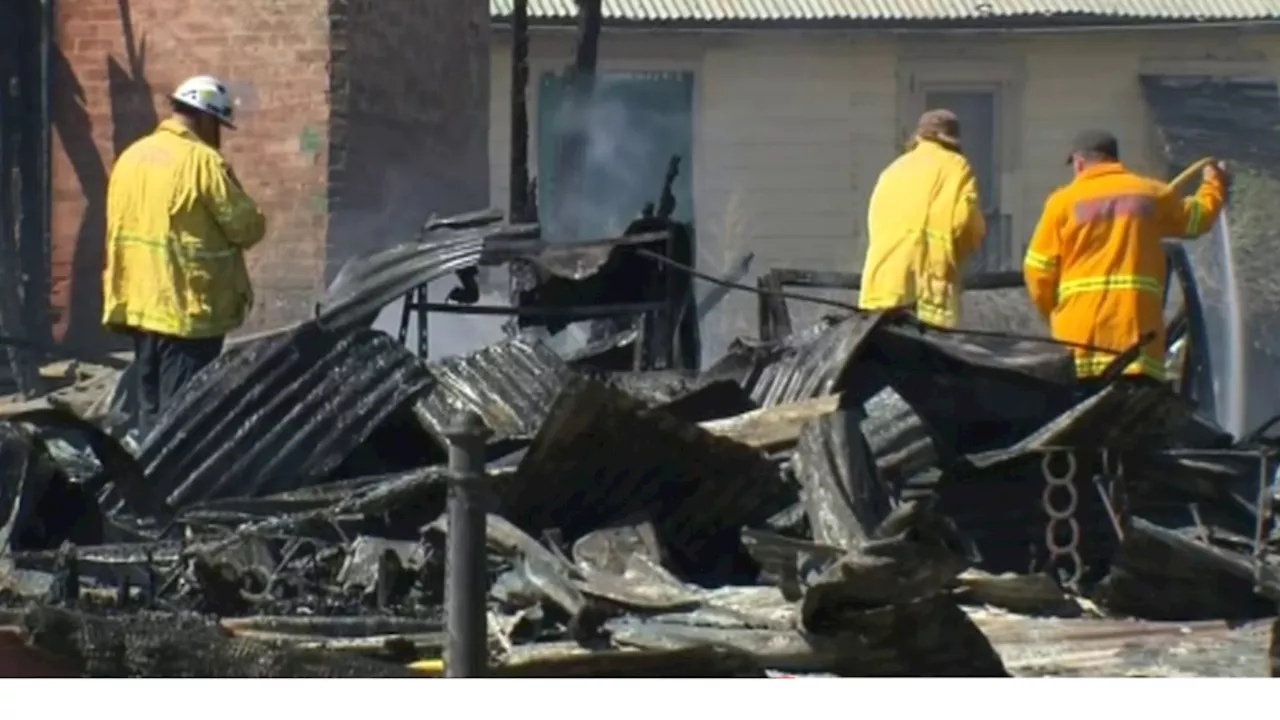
444, 410, 492, 677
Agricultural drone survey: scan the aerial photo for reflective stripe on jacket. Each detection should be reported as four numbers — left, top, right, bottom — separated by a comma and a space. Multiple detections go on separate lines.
859, 139, 986, 327
1023, 162, 1225, 381
102, 119, 267, 339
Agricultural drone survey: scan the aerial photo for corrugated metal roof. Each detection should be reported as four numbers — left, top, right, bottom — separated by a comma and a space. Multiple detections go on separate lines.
490, 0, 1280, 23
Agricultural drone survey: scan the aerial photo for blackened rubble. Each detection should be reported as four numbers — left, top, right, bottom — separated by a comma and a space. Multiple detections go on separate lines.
1, 209, 1279, 678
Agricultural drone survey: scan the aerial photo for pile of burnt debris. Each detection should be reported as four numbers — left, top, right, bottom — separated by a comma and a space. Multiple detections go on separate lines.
2, 211, 1280, 678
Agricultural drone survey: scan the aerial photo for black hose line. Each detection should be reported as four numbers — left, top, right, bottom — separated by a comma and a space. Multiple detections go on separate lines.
634, 248, 1145, 358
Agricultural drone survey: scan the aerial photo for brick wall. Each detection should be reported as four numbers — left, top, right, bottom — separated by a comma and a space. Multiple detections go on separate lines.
51, 0, 489, 350
326, 0, 490, 281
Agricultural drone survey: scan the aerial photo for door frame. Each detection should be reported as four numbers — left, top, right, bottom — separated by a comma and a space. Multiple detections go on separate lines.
905, 81, 1005, 215
896, 56, 1026, 267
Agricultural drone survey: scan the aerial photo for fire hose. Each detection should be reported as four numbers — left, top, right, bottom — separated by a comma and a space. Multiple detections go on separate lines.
633, 247, 1139, 357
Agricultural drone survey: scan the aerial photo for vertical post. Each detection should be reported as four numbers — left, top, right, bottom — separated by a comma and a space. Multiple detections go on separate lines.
508, 0, 530, 223
444, 411, 492, 677
552, 0, 602, 239
416, 285, 429, 358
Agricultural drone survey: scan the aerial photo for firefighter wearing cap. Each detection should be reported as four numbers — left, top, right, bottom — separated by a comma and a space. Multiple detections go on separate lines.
102, 75, 267, 435
1024, 130, 1228, 381
859, 109, 987, 327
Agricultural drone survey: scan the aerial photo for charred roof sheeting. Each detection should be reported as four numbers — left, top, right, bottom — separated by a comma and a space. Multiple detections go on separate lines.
318, 233, 487, 333
415, 336, 572, 442
749, 313, 884, 407
872, 319, 1077, 384
605, 592, 1007, 676
863, 320, 1078, 428
141, 326, 432, 513
0, 424, 56, 550
967, 382, 1194, 468
931, 453, 1122, 575
498, 233, 670, 281
1099, 517, 1280, 621
602, 372, 756, 422
861, 387, 940, 495
793, 410, 891, 549
12, 408, 150, 517
501, 377, 794, 577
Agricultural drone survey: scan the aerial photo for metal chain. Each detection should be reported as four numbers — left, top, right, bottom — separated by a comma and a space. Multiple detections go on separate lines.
1041, 450, 1082, 591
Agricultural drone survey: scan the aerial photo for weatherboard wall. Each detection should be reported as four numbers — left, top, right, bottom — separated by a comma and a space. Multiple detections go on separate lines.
490, 26, 1280, 357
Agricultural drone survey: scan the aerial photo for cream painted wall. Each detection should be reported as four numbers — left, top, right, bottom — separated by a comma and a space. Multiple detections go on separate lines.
489, 25, 1280, 356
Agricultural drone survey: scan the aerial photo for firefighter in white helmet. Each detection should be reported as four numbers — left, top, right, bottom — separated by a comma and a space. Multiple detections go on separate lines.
102, 75, 267, 437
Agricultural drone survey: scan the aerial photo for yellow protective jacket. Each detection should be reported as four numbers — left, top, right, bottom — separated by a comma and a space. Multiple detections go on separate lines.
102, 119, 267, 339
1024, 162, 1225, 380
859, 139, 986, 327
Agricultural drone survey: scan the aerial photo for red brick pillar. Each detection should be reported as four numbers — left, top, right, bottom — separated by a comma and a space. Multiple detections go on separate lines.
50, 0, 489, 349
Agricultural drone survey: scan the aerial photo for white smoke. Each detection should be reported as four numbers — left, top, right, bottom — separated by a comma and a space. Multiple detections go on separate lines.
544, 75, 686, 242
371, 268, 509, 361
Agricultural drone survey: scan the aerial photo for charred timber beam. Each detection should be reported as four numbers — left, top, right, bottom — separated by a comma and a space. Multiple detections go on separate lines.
552, 0, 602, 238
571, 0, 601, 97
444, 411, 493, 677
509, 0, 530, 222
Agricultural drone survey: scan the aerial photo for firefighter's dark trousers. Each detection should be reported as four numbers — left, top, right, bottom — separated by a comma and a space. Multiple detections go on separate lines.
132, 330, 224, 439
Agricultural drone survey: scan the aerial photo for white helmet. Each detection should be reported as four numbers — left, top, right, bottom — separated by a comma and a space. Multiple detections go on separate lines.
172, 75, 236, 128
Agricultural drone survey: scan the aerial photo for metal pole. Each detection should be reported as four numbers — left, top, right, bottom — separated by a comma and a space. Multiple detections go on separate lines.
508, 0, 530, 223
444, 411, 492, 677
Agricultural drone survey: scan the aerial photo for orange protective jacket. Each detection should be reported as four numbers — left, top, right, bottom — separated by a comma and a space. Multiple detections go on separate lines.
1023, 162, 1226, 380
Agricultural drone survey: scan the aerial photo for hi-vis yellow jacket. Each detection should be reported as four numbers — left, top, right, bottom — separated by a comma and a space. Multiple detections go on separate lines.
102, 119, 266, 339
1024, 162, 1225, 380
859, 139, 987, 327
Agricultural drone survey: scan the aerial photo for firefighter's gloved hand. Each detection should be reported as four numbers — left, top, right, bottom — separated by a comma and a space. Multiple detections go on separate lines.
1204, 160, 1231, 188
447, 268, 480, 305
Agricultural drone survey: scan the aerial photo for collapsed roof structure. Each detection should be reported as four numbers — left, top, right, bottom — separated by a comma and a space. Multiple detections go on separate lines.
0, 198, 1278, 676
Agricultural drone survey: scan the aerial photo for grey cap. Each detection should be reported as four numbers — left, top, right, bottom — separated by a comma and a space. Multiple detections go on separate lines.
1066, 129, 1119, 164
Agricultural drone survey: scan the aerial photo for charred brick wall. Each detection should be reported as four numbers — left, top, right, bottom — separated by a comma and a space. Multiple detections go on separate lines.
51, 0, 489, 350
325, 0, 491, 282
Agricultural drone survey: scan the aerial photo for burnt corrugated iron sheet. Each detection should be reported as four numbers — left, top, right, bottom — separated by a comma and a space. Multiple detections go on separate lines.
318, 233, 487, 333
500, 377, 794, 578
926, 382, 1186, 575
873, 319, 1077, 385
414, 336, 572, 442
0, 423, 54, 550
492, 0, 1280, 22
861, 387, 939, 494
748, 313, 883, 408
601, 371, 756, 422
969, 609, 1273, 677
863, 319, 1078, 430
1098, 517, 1279, 620
607, 592, 1007, 676
933, 451, 1121, 575
792, 410, 890, 549
968, 381, 1193, 468
139, 325, 432, 515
